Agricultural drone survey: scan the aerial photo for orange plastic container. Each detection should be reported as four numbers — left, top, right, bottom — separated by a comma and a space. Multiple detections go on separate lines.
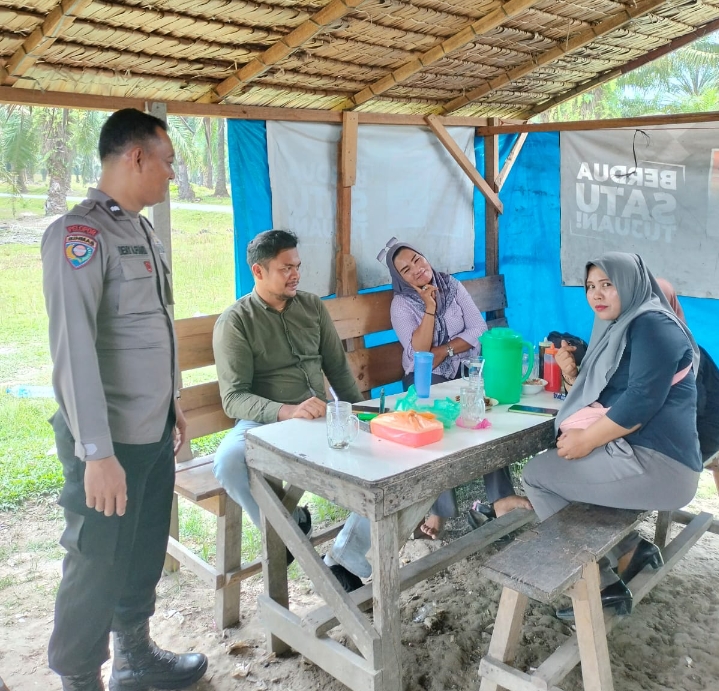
370, 411, 444, 447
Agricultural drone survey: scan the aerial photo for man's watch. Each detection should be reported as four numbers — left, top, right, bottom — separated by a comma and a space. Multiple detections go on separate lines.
446, 345, 454, 358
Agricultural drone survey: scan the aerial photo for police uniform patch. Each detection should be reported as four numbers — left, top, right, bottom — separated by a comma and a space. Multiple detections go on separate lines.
66, 224, 99, 237
65, 233, 98, 269
144, 260, 153, 273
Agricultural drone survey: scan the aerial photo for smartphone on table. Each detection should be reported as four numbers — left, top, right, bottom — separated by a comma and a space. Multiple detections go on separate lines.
507, 404, 559, 417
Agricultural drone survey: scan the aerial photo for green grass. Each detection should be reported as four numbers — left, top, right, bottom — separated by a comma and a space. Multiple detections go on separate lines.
0, 193, 236, 515
0, 396, 62, 510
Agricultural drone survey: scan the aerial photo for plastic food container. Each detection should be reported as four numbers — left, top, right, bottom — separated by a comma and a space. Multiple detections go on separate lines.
370, 411, 444, 447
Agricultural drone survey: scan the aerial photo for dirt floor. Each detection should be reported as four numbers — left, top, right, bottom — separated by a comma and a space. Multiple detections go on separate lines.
1, 476, 718, 691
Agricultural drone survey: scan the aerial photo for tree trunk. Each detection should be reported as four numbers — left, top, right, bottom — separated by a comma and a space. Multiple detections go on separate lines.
177, 155, 194, 200
203, 117, 213, 189
213, 118, 229, 197
45, 109, 72, 215
16, 170, 28, 194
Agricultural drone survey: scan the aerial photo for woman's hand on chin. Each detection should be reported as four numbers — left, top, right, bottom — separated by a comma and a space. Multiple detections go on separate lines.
556, 429, 596, 460
414, 283, 438, 311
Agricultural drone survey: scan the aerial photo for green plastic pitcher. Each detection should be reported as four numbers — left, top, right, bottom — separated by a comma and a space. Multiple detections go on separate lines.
479, 328, 533, 404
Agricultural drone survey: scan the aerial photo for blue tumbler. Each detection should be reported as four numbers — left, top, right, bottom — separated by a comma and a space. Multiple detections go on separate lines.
414, 351, 434, 398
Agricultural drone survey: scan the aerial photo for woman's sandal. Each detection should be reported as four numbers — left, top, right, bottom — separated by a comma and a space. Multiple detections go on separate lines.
411, 516, 445, 540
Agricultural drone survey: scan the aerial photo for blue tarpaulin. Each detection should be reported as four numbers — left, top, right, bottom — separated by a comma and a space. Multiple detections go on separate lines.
227, 120, 719, 363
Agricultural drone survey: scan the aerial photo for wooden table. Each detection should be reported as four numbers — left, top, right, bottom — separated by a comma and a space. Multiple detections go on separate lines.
244, 382, 560, 691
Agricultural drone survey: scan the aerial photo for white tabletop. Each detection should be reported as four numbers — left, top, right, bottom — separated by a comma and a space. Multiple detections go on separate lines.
246, 381, 562, 485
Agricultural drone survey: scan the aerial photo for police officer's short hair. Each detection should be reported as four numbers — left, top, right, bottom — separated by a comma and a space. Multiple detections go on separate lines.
247, 230, 299, 268
99, 109, 168, 161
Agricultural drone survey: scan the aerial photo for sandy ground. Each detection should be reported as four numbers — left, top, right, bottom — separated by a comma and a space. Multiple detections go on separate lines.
1, 479, 718, 691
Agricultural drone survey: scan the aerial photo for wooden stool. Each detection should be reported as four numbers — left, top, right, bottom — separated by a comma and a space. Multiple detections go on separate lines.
479, 504, 644, 691
479, 503, 713, 691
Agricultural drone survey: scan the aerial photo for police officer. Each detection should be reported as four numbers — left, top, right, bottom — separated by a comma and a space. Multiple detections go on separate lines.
42, 109, 207, 691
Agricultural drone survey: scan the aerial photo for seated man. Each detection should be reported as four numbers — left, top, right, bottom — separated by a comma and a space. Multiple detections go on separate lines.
212, 229, 363, 546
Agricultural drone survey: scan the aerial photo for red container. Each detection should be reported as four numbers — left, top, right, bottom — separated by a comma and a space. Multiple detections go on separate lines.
543, 345, 562, 393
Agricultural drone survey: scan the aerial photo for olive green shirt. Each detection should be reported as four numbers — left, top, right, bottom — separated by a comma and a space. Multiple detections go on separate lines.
213, 289, 363, 423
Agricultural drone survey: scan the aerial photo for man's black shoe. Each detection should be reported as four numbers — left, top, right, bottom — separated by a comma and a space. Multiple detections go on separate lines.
287, 505, 313, 566
109, 620, 208, 690
61, 670, 104, 691
325, 559, 363, 592
555, 580, 633, 621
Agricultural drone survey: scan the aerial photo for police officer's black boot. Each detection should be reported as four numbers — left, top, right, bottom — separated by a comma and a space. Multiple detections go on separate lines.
109, 620, 207, 691
60, 669, 104, 691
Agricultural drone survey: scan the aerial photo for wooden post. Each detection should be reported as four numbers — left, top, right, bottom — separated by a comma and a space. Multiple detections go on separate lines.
569, 561, 614, 691
479, 587, 528, 691
147, 101, 182, 574
145, 102, 173, 278
260, 475, 291, 655
484, 117, 500, 278
483, 118, 504, 322
336, 111, 359, 298
425, 114, 502, 214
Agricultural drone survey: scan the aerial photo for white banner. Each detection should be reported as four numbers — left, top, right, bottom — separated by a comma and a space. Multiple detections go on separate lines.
267, 121, 476, 296
560, 126, 719, 298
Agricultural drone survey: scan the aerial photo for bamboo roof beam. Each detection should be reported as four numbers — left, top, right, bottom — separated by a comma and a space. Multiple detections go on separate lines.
522, 15, 719, 119
195, 0, 370, 104
475, 109, 719, 136
0, 0, 93, 86
333, 0, 542, 111
438, 0, 673, 115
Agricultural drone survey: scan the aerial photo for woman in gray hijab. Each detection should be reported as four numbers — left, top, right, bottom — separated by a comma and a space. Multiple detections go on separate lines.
523, 252, 702, 620
384, 239, 531, 538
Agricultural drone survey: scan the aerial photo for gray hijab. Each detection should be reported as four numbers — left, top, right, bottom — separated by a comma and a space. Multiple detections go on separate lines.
555, 252, 699, 432
386, 241, 458, 346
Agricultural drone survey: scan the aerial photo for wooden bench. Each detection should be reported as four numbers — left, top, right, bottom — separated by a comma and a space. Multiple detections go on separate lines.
478, 503, 713, 691
165, 274, 509, 629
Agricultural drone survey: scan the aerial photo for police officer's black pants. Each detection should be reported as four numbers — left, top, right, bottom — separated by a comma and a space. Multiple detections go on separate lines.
48, 413, 175, 676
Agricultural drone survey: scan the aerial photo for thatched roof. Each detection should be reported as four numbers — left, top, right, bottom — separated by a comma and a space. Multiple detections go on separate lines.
1, 0, 718, 119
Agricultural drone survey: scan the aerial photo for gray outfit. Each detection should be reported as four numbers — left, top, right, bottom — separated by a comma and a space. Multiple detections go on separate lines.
523, 441, 699, 587
42, 188, 179, 675
523, 252, 701, 588
42, 187, 179, 460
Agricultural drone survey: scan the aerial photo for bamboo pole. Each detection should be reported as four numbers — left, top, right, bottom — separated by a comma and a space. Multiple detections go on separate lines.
0, 0, 93, 85
333, 0, 542, 111
195, 0, 370, 104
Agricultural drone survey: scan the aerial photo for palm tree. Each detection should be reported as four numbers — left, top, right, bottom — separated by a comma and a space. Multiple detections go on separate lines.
167, 115, 201, 200
70, 110, 104, 186
538, 33, 719, 121
44, 108, 73, 215
621, 36, 719, 113
214, 118, 229, 198
0, 105, 39, 194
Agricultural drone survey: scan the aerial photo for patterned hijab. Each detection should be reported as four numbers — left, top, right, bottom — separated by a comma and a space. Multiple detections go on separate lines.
385, 241, 459, 346
555, 252, 699, 433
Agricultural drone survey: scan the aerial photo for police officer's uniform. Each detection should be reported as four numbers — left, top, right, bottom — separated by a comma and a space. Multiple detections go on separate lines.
42, 188, 179, 676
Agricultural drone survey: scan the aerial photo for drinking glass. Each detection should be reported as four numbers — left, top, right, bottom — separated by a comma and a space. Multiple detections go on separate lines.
326, 401, 360, 449
459, 386, 486, 427
461, 357, 485, 390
